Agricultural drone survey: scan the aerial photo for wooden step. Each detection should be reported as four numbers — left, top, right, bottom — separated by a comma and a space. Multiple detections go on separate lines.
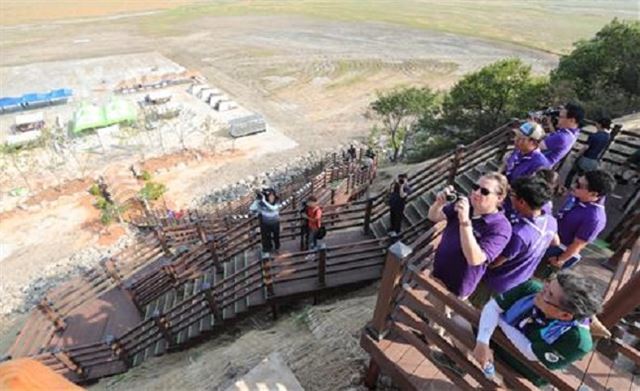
233, 252, 248, 315
371, 220, 387, 239
187, 274, 207, 340
199, 269, 219, 334
404, 204, 423, 226
222, 258, 236, 320
454, 173, 474, 195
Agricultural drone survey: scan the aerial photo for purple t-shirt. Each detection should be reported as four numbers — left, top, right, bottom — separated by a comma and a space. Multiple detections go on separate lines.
542, 128, 580, 165
556, 196, 607, 246
432, 204, 512, 298
504, 149, 551, 183
484, 212, 558, 293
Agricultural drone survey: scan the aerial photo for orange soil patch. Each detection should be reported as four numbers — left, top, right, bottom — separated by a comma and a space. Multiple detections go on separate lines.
0, 0, 197, 26
23, 178, 93, 207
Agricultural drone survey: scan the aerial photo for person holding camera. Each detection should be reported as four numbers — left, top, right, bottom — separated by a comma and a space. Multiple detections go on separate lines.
539, 102, 585, 166
470, 176, 557, 308
249, 188, 282, 254
388, 173, 411, 234
428, 172, 512, 299
564, 116, 612, 188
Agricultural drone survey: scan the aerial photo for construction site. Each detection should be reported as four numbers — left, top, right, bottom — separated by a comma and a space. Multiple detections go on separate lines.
1, 1, 639, 391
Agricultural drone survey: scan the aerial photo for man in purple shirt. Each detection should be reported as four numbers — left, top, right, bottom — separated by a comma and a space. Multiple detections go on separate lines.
536, 169, 615, 278
504, 122, 551, 183
428, 172, 512, 298
540, 103, 584, 166
471, 176, 557, 307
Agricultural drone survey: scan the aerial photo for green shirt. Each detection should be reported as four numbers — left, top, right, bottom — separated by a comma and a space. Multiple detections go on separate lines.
494, 280, 593, 385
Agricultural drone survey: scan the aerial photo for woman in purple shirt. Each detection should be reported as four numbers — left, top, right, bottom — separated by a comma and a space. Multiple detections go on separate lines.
536, 169, 615, 278
470, 176, 558, 308
428, 172, 512, 299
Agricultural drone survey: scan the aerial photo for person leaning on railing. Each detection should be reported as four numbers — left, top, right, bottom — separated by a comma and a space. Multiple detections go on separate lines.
535, 169, 616, 279
563, 116, 612, 188
427, 172, 512, 300
473, 270, 604, 387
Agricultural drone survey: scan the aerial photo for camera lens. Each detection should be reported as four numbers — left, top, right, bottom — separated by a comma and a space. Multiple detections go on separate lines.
445, 192, 458, 203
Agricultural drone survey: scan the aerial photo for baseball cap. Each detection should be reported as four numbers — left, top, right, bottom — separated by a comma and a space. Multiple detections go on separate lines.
514, 122, 545, 141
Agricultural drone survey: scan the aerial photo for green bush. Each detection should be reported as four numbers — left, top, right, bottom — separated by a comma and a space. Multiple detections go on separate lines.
140, 170, 152, 181
88, 183, 101, 196
551, 19, 640, 117
139, 181, 167, 201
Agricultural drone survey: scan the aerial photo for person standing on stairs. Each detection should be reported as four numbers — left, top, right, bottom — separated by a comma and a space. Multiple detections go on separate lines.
502, 121, 551, 220
388, 174, 410, 235
428, 172, 512, 300
303, 195, 323, 251
469, 176, 557, 308
535, 169, 615, 278
540, 102, 584, 167
563, 116, 612, 188
250, 188, 282, 254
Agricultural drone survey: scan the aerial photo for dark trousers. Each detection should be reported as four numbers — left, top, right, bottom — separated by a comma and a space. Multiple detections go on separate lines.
308, 228, 319, 250
260, 220, 280, 252
389, 204, 405, 233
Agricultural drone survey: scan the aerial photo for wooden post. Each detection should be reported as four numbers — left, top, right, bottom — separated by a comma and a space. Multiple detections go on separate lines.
52, 348, 84, 378
330, 188, 336, 205
366, 241, 412, 341
346, 173, 352, 194
206, 235, 220, 266
363, 197, 374, 236
202, 282, 223, 324
447, 144, 465, 186
317, 243, 327, 287
364, 360, 381, 389
600, 268, 640, 329
152, 310, 174, 346
195, 219, 207, 243
154, 227, 172, 256
105, 334, 131, 368
37, 298, 66, 332
102, 257, 123, 284
260, 252, 275, 298
299, 219, 307, 251
162, 264, 179, 287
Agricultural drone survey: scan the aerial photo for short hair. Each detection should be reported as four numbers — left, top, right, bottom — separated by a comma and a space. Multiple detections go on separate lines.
535, 169, 563, 197
511, 176, 552, 210
556, 270, 603, 319
307, 195, 318, 202
564, 102, 585, 127
583, 170, 616, 196
482, 172, 509, 199
596, 117, 612, 130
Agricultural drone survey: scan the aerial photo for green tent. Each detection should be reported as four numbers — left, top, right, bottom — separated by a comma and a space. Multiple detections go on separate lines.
71, 103, 107, 134
104, 97, 137, 125
71, 98, 137, 134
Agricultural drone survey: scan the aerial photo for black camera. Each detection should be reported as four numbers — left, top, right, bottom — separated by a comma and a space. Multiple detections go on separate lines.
445, 191, 460, 203
529, 107, 561, 128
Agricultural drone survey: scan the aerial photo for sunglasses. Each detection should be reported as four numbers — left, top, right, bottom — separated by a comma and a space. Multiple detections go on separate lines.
471, 183, 493, 196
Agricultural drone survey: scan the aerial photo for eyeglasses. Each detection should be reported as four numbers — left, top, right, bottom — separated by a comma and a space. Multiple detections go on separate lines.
472, 183, 493, 196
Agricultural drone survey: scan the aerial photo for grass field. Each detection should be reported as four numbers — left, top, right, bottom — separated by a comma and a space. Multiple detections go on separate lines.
1, 1, 636, 54
134, 0, 638, 54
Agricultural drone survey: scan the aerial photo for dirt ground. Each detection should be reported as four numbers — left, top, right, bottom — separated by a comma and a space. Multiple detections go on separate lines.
0, 3, 627, 389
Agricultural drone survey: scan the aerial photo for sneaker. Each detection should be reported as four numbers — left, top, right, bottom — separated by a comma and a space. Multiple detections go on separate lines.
430, 351, 464, 377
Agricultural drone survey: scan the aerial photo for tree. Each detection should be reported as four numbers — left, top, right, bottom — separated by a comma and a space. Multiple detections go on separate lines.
441, 58, 548, 141
551, 19, 640, 117
368, 86, 439, 162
